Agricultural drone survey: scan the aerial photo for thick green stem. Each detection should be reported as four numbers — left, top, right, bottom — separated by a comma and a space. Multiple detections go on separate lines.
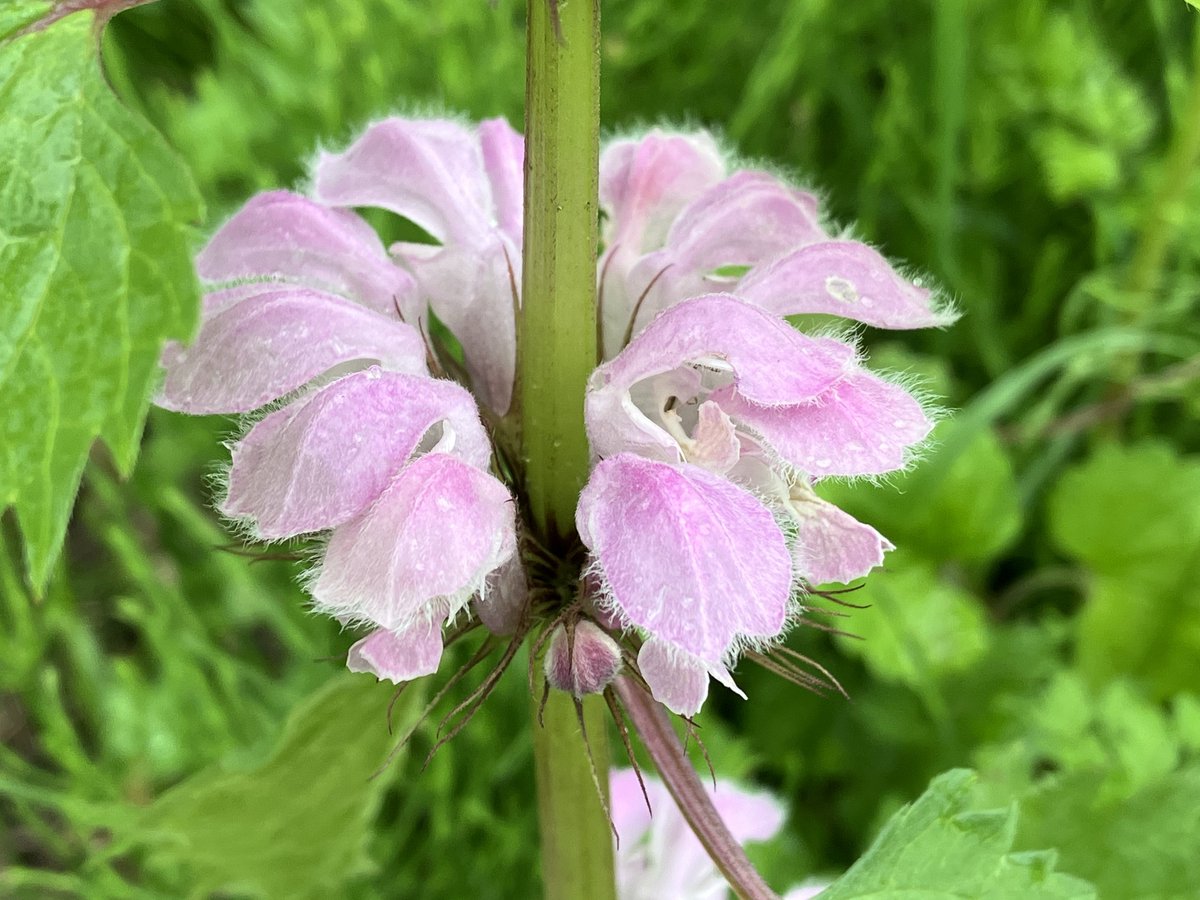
520, 1, 612, 898
532, 691, 615, 900
519, 0, 601, 540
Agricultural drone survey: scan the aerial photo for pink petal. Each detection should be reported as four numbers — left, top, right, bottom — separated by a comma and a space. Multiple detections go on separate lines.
738, 240, 956, 329
346, 616, 448, 683
623, 172, 826, 332
223, 368, 491, 539
600, 130, 726, 255
789, 487, 893, 585
637, 640, 712, 717
587, 294, 857, 461
404, 236, 519, 414
610, 768, 668, 845
474, 558, 529, 636
158, 289, 427, 414
479, 117, 525, 245
196, 191, 417, 318
715, 369, 933, 477
313, 453, 516, 630
688, 401, 741, 474
577, 454, 792, 666
598, 131, 726, 358
313, 117, 493, 246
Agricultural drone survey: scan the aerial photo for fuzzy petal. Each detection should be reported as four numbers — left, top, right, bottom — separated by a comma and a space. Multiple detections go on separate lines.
223, 368, 491, 538
474, 558, 530, 636
577, 454, 792, 666
600, 130, 726, 254
716, 369, 933, 477
314, 117, 492, 245
637, 640, 712, 717
587, 294, 857, 461
788, 485, 894, 585
738, 240, 955, 329
404, 236, 519, 414
346, 616, 448, 683
159, 289, 427, 414
196, 191, 418, 317
479, 117, 525, 245
624, 172, 826, 333
598, 131, 726, 357
688, 401, 741, 474
313, 453, 516, 630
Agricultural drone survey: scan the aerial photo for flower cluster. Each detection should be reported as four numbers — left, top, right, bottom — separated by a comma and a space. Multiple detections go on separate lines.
158, 116, 951, 716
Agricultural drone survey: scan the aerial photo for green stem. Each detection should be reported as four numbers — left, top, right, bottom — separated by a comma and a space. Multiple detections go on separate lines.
519, 0, 601, 541
519, 1, 612, 898
532, 691, 616, 900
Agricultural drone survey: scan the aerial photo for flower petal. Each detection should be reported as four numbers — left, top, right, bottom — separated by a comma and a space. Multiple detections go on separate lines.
159, 289, 427, 414
587, 294, 857, 461
479, 117, 525, 246
600, 129, 726, 255
577, 454, 792, 665
474, 557, 529, 636
196, 190, 417, 317
716, 369, 933, 477
313, 117, 493, 245
624, 172, 826, 334
598, 131, 726, 358
788, 484, 894, 585
405, 236, 519, 414
637, 640, 712, 717
313, 453, 516, 630
223, 368, 491, 539
346, 615, 448, 683
738, 240, 956, 329
688, 401, 741, 474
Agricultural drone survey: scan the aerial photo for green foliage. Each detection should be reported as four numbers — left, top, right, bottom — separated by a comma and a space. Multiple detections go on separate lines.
138, 675, 413, 898
1049, 441, 1200, 696
0, 10, 202, 588
833, 554, 991, 688
821, 770, 1096, 899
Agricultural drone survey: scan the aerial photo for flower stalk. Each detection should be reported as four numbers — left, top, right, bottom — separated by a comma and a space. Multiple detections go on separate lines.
519, 1, 614, 898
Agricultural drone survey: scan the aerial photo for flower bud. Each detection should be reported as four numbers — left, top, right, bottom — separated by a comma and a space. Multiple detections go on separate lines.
544, 619, 623, 697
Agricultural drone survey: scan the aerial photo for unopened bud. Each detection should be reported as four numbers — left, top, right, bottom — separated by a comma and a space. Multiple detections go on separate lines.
544, 619, 623, 697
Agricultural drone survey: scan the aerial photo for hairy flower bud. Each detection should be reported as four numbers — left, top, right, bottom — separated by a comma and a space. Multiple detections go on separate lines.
544, 619, 623, 697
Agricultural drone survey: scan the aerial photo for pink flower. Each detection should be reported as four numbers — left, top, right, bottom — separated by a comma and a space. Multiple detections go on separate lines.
611, 768, 787, 900
313, 117, 524, 414
578, 132, 953, 715
158, 116, 949, 716
158, 170, 518, 684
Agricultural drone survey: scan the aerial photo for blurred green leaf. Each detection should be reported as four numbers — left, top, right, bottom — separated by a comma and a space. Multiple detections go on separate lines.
0, 11, 202, 588
1048, 441, 1200, 696
821, 769, 1096, 898
139, 675, 409, 899
834, 555, 991, 688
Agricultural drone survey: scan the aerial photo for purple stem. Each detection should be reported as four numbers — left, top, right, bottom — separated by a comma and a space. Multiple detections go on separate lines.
615, 676, 782, 900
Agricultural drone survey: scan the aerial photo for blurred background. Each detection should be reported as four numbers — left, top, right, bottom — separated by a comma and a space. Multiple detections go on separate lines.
3, 0, 1199, 896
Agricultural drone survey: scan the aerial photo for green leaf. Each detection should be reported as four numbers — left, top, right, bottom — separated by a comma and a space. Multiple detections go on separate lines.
0, 1, 51, 40
1048, 442, 1200, 695
138, 674, 412, 899
834, 555, 991, 688
821, 770, 1096, 899
0, 10, 202, 589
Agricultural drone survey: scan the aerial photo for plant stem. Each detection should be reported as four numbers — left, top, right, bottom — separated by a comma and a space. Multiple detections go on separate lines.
519, 1, 612, 898
519, 0, 601, 542
532, 690, 615, 900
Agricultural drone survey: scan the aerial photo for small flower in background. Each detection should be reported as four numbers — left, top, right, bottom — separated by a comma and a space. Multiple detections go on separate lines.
157, 111, 951, 769
610, 768, 829, 900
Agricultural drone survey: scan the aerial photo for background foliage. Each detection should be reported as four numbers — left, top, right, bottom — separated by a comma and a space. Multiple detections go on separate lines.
2, 0, 1199, 896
